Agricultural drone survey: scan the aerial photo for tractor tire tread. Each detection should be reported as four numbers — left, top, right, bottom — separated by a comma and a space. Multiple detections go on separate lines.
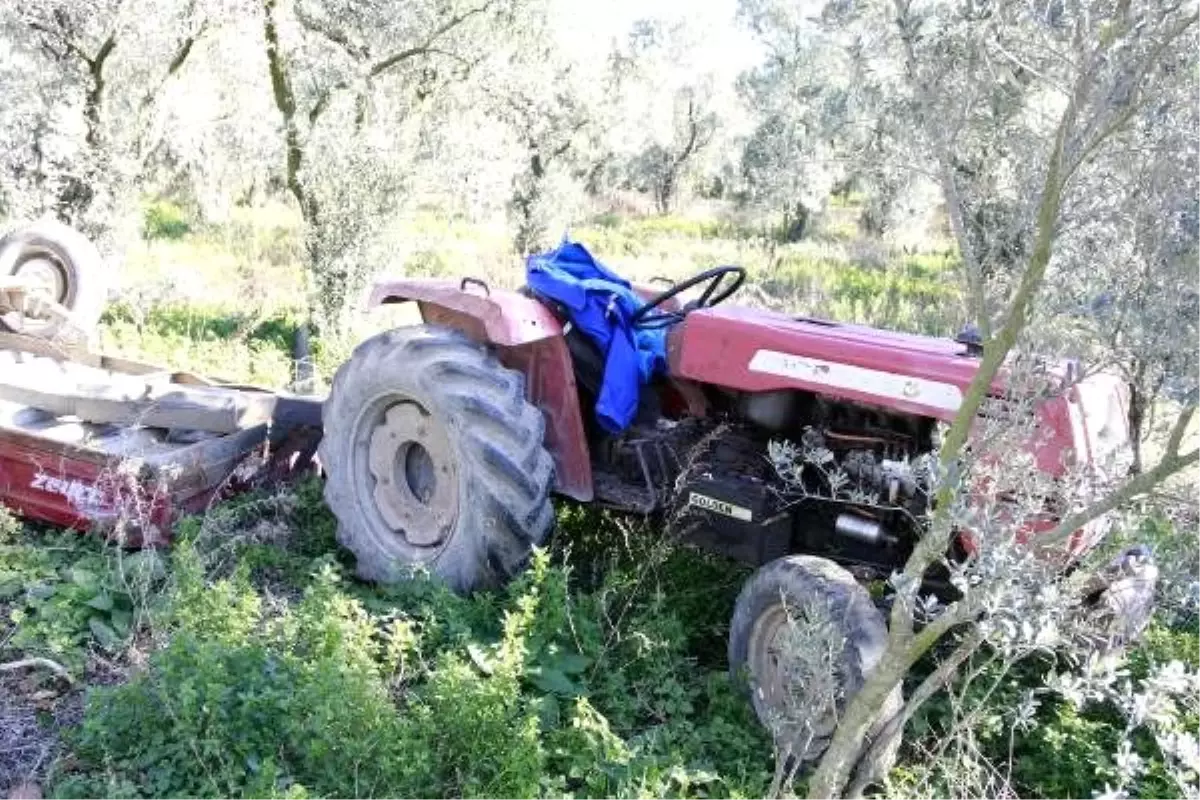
319, 324, 555, 592
729, 555, 902, 774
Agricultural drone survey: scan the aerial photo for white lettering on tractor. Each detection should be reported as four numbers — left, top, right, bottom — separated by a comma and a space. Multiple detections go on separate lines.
30, 471, 104, 511
688, 491, 753, 522
747, 350, 964, 413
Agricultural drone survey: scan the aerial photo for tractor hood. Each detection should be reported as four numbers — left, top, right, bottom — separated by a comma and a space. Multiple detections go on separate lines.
668, 303, 1128, 484
669, 304, 989, 421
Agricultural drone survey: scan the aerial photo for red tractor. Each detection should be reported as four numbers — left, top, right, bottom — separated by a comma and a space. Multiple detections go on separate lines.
318, 260, 1146, 763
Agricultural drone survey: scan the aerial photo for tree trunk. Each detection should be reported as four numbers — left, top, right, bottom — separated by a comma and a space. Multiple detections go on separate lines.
807, 29, 1084, 792
937, 161, 990, 337
261, 0, 324, 327
657, 170, 675, 214
1126, 360, 1147, 474
54, 35, 117, 230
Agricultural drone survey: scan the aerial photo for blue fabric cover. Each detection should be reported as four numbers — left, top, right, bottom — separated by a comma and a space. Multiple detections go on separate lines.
525, 240, 666, 434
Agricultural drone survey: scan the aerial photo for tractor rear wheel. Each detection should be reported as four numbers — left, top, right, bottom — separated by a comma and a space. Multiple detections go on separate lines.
319, 325, 555, 593
729, 555, 902, 775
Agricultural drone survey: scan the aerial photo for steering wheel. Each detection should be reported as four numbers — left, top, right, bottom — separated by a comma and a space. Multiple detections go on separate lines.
631, 265, 746, 329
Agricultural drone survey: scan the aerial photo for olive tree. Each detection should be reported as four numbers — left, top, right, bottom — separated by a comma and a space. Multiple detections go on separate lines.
621, 18, 729, 215
736, 0, 859, 239
633, 84, 720, 215
488, 37, 599, 255
256, 0, 531, 326
737, 2, 1200, 797
1043, 99, 1199, 474
0, 0, 213, 243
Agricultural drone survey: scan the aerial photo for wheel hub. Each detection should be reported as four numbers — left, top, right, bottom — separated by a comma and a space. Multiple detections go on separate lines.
13, 252, 66, 303
747, 602, 843, 758
366, 401, 458, 547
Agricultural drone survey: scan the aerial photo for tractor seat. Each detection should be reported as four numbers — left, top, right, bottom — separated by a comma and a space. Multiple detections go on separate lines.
521, 286, 662, 430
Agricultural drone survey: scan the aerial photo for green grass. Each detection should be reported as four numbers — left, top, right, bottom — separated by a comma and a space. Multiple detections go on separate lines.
4, 486, 1196, 799
2, 496, 774, 799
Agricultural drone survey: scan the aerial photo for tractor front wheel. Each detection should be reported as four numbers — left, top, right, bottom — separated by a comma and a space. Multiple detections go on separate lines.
319, 325, 555, 593
729, 555, 902, 776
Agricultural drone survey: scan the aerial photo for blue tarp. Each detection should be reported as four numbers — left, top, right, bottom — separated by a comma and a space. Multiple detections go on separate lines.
525, 240, 667, 434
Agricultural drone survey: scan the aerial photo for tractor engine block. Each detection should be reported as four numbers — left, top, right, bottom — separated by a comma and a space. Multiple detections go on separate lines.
796, 426, 931, 517
658, 405, 935, 573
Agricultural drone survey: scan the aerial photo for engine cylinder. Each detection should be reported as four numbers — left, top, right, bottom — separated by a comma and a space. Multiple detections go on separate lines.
834, 513, 889, 545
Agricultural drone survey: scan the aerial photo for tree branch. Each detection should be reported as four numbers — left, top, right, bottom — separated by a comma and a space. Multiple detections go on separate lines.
294, 0, 371, 61
1165, 404, 1196, 455
307, 81, 350, 125
1042, 407, 1197, 546
166, 28, 201, 78
0, 657, 74, 685
846, 626, 985, 799
91, 33, 116, 71
140, 22, 206, 116
83, 33, 117, 149
368, 0, 494, 78
1067, 13, 1198, 181
27, 21, 89, 63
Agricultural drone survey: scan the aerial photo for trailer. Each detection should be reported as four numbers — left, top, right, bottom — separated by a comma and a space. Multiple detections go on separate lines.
0, 332, 322, 545
0, 219, 324, 543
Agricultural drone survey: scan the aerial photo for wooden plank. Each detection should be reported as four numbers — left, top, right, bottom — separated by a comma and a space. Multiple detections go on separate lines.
0, 353, 277, 433
0, 331, 98, 366
146, 423, 269, 496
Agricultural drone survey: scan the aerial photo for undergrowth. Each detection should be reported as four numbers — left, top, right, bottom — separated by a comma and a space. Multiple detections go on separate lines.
0, 521, 165, 675
43, 489, 773, 799
3, 479, 1197, 798
890, 511, 1200, 800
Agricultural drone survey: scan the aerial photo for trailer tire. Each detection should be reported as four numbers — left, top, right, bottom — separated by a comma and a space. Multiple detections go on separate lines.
319, 325, 555, 593
729, 555, 902, 776
0, 219, 107, 339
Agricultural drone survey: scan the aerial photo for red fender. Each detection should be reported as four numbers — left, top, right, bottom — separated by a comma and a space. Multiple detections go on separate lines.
368, 279, 594, 501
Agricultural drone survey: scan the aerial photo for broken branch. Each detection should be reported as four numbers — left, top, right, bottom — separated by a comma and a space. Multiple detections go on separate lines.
0, 657, 75, 685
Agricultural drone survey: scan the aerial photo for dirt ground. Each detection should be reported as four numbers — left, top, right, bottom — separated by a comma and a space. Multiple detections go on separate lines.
0, 670, 80, 797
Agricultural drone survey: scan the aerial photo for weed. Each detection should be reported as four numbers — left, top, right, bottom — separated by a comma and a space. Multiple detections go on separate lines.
142, 201, 191, 241
0, 524, 161, 674
50, 503, 774, 799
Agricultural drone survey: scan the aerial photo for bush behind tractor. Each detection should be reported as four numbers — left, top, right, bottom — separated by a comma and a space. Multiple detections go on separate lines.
318, 257, 1152, 767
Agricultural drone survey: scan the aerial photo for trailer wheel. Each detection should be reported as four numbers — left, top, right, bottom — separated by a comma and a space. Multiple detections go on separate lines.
0, 219, 107, 338
729, 555, 902, 775
319, 325, 555, 593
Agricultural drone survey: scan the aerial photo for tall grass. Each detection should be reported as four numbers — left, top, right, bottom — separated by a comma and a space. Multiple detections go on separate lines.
101, 204, 966, 389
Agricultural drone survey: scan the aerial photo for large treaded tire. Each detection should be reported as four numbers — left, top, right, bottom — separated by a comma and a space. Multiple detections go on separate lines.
729, 555, 902, 775
319, 325, 555, 593
0, 219, 107, 338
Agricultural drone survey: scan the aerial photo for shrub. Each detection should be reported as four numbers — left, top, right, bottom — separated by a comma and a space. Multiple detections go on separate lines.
142, 201, 192, 240
55, 510, 775, 799
0, 527, 159, 673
